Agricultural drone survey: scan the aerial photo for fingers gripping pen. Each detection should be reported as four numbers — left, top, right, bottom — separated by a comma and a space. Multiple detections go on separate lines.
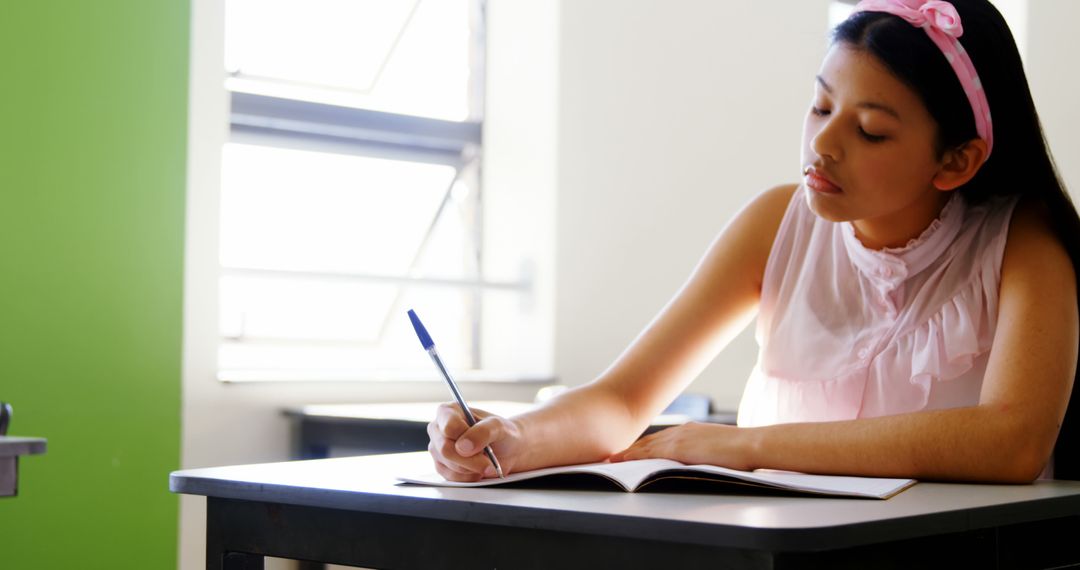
408, 309, 505, 478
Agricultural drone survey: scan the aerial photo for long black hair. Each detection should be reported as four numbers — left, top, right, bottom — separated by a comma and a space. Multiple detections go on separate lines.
834, 0, 1080, 480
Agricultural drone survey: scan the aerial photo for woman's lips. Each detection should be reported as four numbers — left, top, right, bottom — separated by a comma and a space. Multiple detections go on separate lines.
804, 168, 843, 194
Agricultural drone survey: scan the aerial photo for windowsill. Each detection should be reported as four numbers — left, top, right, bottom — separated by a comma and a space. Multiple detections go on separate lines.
217, 369, 557, 384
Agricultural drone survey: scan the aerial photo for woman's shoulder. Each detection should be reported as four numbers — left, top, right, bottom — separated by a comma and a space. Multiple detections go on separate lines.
694, 184, 800, 295
736, 183, 801, 254
751, 183, 801, 216
1005, 196, 1069, 257
736, 183, 801, 237
1002, 196, 1075, 281
1006, 195, 1058, 241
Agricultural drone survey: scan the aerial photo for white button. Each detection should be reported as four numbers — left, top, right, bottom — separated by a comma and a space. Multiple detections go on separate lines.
857, 347, 870, 359
883, 267, 893, 277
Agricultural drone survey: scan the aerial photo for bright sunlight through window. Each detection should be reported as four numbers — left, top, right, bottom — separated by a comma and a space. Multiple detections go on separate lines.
219, 0, 507, 381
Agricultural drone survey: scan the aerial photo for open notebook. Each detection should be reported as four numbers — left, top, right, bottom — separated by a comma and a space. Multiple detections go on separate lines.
399, 458, 916, 499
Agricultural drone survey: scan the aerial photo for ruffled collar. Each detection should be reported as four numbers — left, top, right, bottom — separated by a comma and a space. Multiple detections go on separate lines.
841, 193, 966, 292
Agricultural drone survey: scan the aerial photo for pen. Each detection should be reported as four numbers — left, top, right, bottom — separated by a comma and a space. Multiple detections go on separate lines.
407, 309, 504, 479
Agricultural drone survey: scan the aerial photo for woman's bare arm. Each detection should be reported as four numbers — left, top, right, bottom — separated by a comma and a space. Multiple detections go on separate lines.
614, 199, 1078, 483
498, 184, 798, 472
431, 185, 796, 480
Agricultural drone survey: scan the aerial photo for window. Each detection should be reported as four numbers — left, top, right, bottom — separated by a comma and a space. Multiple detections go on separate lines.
219, 0, 529, 381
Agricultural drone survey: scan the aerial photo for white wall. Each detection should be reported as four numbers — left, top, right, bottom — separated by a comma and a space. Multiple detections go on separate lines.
1026, 0, 1080, 196
480, 0, 560, 381
554, 0, 832, 408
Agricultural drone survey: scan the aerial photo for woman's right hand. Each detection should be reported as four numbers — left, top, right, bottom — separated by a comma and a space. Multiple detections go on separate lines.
427, 402, 528, 482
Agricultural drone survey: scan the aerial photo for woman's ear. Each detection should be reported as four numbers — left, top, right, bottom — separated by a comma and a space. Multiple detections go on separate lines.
932, 139, 989, 191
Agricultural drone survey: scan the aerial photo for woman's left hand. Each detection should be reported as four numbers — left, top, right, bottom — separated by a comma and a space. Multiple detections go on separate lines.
608, 422, 756, 470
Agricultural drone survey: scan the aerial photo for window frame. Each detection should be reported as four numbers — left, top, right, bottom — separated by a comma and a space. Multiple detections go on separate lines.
217, 0, 533, 382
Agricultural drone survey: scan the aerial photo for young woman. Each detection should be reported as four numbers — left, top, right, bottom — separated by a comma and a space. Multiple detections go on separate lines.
428, 0, 1080, 483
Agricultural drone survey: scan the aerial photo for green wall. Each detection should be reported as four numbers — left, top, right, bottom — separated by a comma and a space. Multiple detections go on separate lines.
0, 1, 189, 567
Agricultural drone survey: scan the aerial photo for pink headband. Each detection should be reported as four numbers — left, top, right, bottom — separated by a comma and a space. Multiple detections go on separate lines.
852, 0, 994, 157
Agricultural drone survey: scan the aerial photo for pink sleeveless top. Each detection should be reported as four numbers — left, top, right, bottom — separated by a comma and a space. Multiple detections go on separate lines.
738, 186, 1020, 429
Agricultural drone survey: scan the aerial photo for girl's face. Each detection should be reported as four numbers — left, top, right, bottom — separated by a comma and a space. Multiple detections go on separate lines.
801, 44, 952, 249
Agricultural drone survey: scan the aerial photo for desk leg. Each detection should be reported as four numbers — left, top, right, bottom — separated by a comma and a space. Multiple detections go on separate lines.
222, 552, 264, 570
0, 457, 17, 497
207, 500, 265, 570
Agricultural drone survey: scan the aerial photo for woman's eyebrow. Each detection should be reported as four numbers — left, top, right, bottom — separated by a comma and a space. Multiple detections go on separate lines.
816, 75, 902, 120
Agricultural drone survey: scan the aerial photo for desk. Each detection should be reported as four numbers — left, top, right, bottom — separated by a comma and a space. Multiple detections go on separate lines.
0, 436, 47, 497
172, 452, 1080, 569
284, 401, 738, 459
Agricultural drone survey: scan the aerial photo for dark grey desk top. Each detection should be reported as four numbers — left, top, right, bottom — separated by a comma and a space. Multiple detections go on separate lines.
171, 452, 1080, 553
0, 436, 47, 458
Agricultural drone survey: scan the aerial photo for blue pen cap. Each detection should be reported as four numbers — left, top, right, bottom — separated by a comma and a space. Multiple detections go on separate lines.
407, 309, 435, 350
